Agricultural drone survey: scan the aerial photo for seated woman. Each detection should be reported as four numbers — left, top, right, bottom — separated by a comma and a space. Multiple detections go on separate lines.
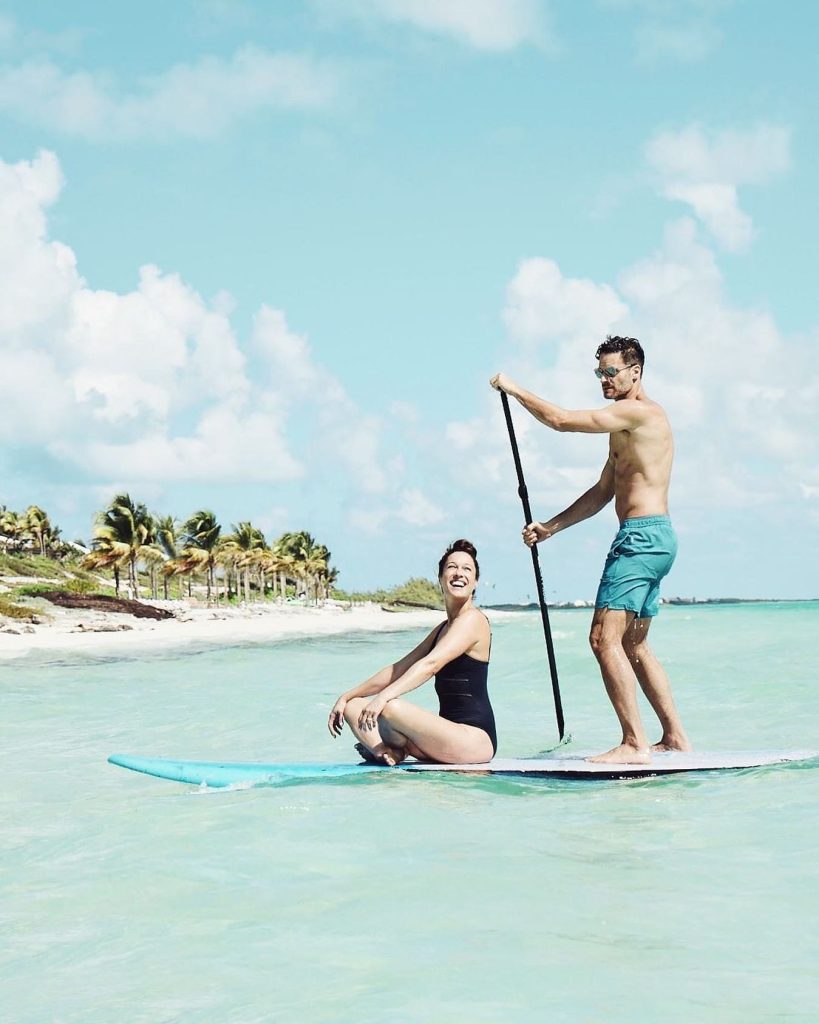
327, 539, 496, 765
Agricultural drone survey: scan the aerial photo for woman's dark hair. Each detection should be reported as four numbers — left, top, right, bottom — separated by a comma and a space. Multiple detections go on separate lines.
596, 335, 645, 371
438, 539, 479, 580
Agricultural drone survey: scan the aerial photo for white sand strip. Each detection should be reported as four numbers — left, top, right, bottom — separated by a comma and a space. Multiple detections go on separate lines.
0, 601, 519, 661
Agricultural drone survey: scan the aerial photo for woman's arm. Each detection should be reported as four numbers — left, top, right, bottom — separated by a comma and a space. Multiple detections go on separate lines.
357, 611, 489, 732
327, 623, 444, 736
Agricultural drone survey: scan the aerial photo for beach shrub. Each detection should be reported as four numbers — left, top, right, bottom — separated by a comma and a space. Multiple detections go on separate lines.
0, 552, 60, 578
0, 596, 36, 621
64, 578, 97, 595
387, 577, 443, 609
333, 577, 444, 610
14, 582, 63, 597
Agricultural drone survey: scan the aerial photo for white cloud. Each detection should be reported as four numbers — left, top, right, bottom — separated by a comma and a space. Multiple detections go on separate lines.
399, 487, 444, 526
348, 486, 444, 535
0, 47, 341, 141
317, 0, 555, 52
645, 123, 791, 250
600, 0, 729, 63
72, 407, 302, 484
0, 150, 78, 342
635, 19, 721, 62
0, 150, 397, 509
443, 198, 819, 522
503, 258, 628, 348
251, 306, 387, 494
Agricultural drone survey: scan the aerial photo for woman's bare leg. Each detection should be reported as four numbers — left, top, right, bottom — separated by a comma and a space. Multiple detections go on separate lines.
346, 697, 493, 765
344, 698, 407, 765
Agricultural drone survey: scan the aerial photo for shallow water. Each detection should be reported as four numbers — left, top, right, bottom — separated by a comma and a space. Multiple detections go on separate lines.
3, 605, 818, 1023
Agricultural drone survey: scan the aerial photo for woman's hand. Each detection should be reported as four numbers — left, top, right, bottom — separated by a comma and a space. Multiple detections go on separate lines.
328, 696, 347, 738
358, 695, 387, 732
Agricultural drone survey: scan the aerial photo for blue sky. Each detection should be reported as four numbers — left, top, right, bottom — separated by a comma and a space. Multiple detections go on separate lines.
1, 0, 818, 601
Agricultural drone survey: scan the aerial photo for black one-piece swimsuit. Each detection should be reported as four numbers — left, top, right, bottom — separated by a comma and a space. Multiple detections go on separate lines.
431, 622, 497, 756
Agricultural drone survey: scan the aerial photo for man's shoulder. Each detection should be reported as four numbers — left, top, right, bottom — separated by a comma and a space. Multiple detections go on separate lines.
611, 397, 655, 422
631, 396, 669, 420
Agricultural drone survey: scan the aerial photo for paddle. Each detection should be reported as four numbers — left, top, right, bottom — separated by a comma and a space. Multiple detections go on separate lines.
499, 391, 565, 740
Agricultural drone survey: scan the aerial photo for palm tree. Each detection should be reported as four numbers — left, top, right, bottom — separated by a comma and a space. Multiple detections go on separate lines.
92, 494, 156, 599
155, 515, 180, 599
82, 541, 131, 596
265, 546, 296, 601
273, 531, 336, 603
221, 521, 267, 603
24, 505, 51, 557
324, 563, 340, 600
0, 507, 24, 552
181, 510, 222, 603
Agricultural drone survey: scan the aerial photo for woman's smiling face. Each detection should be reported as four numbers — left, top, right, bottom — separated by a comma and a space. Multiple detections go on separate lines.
440, 551, 477, 597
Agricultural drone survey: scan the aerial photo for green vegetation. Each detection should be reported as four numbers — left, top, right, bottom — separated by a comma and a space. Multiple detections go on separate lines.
0, 596, 36, 621
0, 551, 67, 578
334, 577, 443, 610
0, 504, 63, 558
14, 578, 107, 599
1, 496, 339, 610
1, 497, 449, 616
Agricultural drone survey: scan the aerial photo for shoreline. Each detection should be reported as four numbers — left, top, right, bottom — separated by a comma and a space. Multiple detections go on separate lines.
0, 599, 519, 662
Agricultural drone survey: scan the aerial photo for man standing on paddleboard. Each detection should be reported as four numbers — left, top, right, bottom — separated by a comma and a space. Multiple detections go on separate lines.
490, 335, 691, 765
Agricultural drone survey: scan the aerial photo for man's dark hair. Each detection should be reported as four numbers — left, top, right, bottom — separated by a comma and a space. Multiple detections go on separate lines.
596, 335, 645, 371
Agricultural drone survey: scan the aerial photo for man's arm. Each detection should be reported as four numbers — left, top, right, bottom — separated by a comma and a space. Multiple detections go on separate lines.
490, 373, 644, 434
524, 459, 615, 546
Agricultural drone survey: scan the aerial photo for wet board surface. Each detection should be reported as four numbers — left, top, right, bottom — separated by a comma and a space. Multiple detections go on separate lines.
108, 749, 818, 788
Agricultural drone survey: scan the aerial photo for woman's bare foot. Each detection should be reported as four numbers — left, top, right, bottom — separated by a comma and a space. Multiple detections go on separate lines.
354, 741, 404, 766
586, 743, 651, 765
651, 733, 692, 753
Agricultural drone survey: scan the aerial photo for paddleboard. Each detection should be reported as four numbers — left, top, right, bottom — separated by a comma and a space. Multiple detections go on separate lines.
108, 749, 818, 788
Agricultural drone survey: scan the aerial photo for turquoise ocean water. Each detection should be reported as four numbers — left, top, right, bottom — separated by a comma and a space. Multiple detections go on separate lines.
3, 604, 818, 1023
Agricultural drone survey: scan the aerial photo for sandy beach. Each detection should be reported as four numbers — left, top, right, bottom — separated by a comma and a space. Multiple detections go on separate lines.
0, 597, 515, 661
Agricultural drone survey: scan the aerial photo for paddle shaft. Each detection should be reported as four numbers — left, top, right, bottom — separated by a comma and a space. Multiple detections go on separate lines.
500, 391, 565, 740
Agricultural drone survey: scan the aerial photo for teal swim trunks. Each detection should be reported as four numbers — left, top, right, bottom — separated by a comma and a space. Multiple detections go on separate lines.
595, 515, 677, 619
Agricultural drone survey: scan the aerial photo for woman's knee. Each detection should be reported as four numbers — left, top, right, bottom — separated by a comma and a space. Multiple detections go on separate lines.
379, 698, 405, 723
343, 697, 366, 724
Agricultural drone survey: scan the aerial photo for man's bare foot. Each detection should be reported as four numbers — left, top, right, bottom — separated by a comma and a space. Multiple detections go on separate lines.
354, 741, 403, 766
586, 743, 651, 765
651, 734, 692, 753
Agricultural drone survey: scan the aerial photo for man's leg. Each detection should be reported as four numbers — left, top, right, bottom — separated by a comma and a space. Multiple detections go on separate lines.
623, 617, 691, 752
588, 607, 651, 763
